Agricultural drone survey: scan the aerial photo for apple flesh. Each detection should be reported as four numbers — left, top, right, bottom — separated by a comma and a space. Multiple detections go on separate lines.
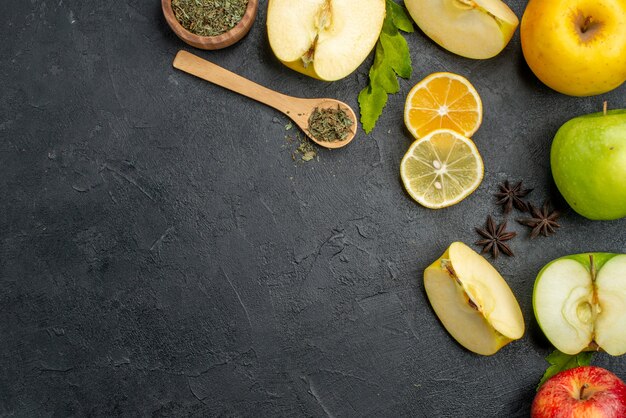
424, 242, 525, 355
532, 366, 626, 418
551, 110, 626, 221
533, 253, 626, 356
404, 0, 519, 59
521, 0, 626, 96
266, 0, 385, 81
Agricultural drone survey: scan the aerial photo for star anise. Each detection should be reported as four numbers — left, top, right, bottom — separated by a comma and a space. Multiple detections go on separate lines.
495, 180, 533, 214
517, 201, 561, 238
475, 215, 517, 259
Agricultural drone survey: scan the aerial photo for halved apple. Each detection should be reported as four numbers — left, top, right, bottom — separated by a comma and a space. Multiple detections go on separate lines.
533, 253, 626, 356
266, 0, 385, 81
404, 0, 519, 59
424, 242, 525, 355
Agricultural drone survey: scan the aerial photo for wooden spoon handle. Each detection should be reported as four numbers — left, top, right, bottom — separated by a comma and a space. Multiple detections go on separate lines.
173, 50, 294, 115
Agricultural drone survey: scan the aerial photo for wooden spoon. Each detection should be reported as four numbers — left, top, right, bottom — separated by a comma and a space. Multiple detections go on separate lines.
172, 50, 357, 149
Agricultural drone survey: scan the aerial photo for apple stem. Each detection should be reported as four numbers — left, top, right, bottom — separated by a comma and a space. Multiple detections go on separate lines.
579, 383, 590, 400
581, 16, 594, 33
603, 101, 608, 116
589, 254, 596, 282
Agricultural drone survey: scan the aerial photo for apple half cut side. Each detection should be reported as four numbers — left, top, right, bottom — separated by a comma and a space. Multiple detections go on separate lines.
533, 254, 626, 356
404, 0, 519, 59
424, 242, 525, 355
266, 0, 385, 81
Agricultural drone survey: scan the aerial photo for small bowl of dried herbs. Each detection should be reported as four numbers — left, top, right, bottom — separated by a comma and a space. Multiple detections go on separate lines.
162, 0, 258, 50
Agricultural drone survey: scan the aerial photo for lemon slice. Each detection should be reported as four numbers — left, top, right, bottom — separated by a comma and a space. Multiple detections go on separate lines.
404, 72, 483, 139
401, 129, 484, 209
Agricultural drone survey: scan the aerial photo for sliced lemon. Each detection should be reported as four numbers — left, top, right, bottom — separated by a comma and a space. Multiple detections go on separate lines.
404, 72, 483, 139
401, 129, 484, 209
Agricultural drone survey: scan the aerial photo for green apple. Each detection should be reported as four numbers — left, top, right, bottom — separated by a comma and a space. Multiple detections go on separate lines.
533, 253, 626, 356
424, 242, 525, 355
266, 0, 385, 81
404, 0, 519, 59
551, 110, 626, 220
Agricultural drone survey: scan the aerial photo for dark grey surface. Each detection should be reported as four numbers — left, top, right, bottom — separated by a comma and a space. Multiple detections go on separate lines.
1, 0, 625, 416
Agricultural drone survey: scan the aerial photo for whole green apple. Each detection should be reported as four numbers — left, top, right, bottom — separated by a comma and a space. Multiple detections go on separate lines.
551, 110, 626, 220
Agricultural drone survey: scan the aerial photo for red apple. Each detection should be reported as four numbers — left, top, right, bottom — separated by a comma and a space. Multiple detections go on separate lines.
532, 366, 626, 418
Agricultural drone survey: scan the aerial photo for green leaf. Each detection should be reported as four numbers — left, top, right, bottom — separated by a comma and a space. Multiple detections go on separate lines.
370, 43, 399, 94
386, 0, 414, 33
359, 1, 413, 133
358, 84, 388, 134
379, 19, 412, 79
537, 349, 594, 391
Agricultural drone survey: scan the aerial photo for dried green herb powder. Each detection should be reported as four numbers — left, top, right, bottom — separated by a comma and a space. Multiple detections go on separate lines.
307, 106, 354, 142
172, 0, 248, 37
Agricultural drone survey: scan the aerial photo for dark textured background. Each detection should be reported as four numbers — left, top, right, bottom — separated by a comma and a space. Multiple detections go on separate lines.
1, 0, 625, 416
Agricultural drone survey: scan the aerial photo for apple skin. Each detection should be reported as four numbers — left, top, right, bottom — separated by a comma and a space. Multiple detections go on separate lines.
521, 0, 626, 96
532, 366, 626, 418
550, 110, 626, 220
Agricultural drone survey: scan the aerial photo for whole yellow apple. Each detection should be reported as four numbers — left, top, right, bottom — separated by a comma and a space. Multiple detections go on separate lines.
521, 0, 626, 96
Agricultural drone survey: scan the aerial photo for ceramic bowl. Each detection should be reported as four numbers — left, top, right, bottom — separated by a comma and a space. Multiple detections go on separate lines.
162, 0, 258, 50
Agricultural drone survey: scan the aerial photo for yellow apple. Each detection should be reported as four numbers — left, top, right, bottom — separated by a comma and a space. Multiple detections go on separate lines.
266, 0, 385, 81
424, 242, 525, 355
404, 0, 519, 59
521, 0, 626, 96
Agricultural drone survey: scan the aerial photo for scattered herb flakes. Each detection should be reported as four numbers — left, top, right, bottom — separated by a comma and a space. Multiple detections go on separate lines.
537, 349, 594, 390
285, 133, 317, 163
358, 0, 413, 134
307, 106, 354, 142
475, 215, 516, 259
171, 0, 248, 37
285, 122, 293, 131
296, 135, 317, 162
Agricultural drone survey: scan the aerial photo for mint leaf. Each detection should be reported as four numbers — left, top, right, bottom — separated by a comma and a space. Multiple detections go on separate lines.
359, 0, 413, 134
380, 19, 412, 79
387, 0, 414, 33
358, 84, 388, 134
369, 44, 399, 93
537, 350, 594, 390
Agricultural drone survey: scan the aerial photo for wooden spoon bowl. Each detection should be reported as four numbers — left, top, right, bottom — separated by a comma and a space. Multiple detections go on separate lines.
162, 0, 258, 50
172, 50, 357, 149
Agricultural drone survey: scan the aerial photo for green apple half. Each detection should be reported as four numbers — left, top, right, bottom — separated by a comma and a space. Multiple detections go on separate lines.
404, 0, 519, 59
424, 242, 525, 355
266, 0, 385, 81
551, 110, 626, 220
533, 253, 626, 356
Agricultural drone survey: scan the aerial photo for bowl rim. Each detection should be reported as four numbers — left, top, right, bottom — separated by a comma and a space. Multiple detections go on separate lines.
162, 0, 258, 50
